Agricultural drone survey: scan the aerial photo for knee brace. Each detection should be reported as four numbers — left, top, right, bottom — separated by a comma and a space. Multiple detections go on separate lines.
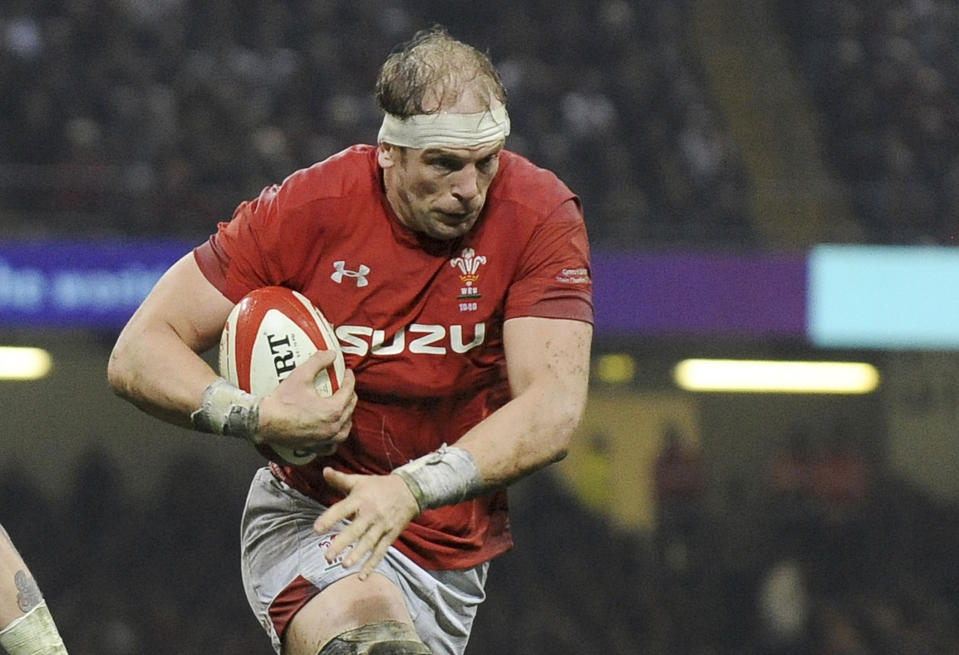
317, 619, 431, 655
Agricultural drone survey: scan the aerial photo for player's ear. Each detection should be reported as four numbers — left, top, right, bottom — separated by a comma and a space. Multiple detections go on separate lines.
377, 143, 398, 169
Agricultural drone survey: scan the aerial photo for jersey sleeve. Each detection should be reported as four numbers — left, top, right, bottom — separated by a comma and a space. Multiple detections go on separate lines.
504, 198, 594, 324
194, 183, 301, 302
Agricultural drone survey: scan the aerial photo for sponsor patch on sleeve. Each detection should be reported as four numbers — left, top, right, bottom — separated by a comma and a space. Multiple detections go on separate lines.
555, 267, 590, 284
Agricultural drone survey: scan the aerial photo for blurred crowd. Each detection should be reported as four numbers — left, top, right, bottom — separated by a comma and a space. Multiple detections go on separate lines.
3, 438, 959, 654
647, 426, 959, 655
3, 1, 959, 248
0, 0, 751, 247
777, 0, 959, 245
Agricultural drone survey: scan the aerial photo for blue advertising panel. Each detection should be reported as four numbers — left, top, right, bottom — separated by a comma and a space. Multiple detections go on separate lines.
0, 240, 190, 329
808, 245, 959, 349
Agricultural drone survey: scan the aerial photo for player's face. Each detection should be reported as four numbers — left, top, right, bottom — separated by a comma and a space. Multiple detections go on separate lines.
380, 140, 503, 240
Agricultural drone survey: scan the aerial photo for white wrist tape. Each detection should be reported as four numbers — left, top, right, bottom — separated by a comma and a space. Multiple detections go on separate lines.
0, 602, 68, 655
190, 377, 260, 442
392, 445, 484, 512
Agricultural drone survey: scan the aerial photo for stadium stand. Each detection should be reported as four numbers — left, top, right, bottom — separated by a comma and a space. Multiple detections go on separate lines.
776, 0, 959, 244
0, 0, 752, 247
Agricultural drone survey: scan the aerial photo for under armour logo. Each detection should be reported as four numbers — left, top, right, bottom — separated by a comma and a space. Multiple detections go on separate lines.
331, 261, 370, 287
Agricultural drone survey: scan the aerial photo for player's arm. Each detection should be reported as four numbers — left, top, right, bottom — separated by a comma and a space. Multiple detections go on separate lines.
0, 524, 69, 654
316, 315, 591, 577
107, 254, 355, 447
107, 253, 234, 428
455, 315, 592, 485
389, 315, 592, 504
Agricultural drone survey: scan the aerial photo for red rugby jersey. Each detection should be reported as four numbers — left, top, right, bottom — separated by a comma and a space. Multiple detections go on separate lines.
194, 145, 592, 570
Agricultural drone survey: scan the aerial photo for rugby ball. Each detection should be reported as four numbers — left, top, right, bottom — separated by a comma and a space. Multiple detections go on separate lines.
218, 286, 346, 465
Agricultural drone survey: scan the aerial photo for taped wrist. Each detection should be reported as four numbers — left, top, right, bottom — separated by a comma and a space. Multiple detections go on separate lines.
0, 601, 68, 655
190, 377, 260, 442
392, 444, 484, 512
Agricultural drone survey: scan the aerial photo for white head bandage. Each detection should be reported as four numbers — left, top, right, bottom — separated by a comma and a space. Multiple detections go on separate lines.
377, 105, 511, 149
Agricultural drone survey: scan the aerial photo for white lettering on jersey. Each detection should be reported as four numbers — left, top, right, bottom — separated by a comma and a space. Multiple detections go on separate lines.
372, 327, 405, 355
450, 323, 485, 353
337, 325, 373, 355
409, 324, 446, 354
335, 323, 486, 356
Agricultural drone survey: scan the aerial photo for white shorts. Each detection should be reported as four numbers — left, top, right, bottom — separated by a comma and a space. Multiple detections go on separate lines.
240, 467, 489, 655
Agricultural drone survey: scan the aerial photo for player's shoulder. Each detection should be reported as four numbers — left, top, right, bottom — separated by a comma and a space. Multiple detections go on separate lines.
491, 150, 578, 213
276, 144, 380, 209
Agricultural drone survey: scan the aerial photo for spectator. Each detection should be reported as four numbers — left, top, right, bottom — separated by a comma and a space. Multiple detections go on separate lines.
653, 424, 708, 578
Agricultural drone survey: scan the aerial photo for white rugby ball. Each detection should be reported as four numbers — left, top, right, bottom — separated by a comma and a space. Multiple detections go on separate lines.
218, 286, 346, 465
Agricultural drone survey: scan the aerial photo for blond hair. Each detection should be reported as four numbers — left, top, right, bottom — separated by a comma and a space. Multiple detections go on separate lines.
375, 26, 508, 117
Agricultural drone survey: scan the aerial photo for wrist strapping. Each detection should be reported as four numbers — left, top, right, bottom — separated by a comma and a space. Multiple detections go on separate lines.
190, 377, 260, 442
0, 601, 68, 655
392, 445, 484, 512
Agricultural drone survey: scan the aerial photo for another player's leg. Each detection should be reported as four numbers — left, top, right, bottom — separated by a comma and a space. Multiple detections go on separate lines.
0, 524, 69, 655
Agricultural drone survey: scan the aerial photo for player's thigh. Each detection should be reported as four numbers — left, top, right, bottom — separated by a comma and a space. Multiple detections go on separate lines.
282, 572, 413, 655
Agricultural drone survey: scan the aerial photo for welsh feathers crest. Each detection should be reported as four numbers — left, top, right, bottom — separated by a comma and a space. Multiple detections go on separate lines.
450, 248, 486, 281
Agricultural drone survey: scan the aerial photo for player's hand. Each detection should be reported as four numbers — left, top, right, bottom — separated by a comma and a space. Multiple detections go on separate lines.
255, 350, 357, 451
314, 467, 420, 579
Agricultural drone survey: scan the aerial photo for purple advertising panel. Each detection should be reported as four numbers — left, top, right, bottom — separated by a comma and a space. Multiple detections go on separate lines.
0, 240, 808, 339
591, 251, 807, 339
